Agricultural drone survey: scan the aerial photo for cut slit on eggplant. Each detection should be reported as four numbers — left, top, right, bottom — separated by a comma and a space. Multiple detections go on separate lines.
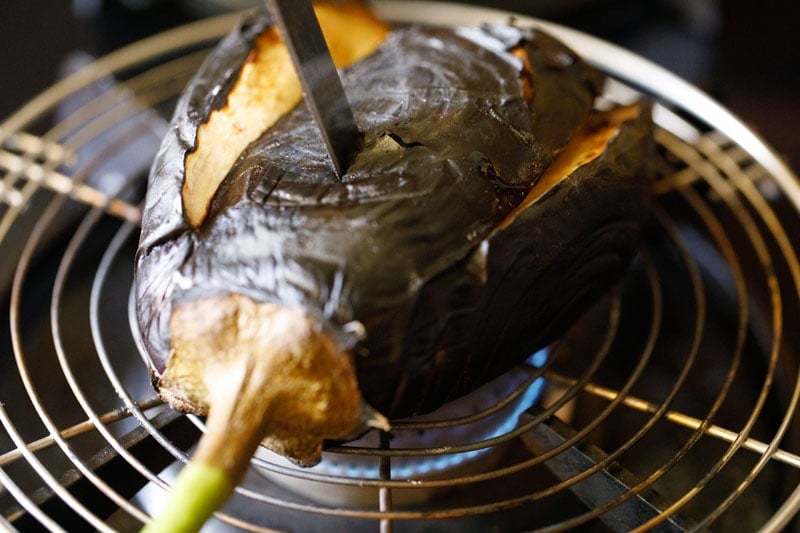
135, 3, 653, 530
499, 103, 642, 231
181, 2, 388, 228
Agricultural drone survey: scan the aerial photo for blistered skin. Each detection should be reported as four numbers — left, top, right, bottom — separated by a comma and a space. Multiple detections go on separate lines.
135, 17, 648, 419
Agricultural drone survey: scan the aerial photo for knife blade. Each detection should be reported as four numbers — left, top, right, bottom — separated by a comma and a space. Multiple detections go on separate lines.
266, 0, 362, 178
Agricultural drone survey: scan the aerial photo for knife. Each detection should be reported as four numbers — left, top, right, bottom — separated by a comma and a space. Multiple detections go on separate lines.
266, 0, 362, 178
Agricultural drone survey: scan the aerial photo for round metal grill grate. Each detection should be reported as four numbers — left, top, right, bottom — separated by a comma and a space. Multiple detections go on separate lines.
2, 2, 800, 531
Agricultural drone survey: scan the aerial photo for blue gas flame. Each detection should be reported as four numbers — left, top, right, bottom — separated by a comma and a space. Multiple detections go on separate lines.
321, 348, 548, 479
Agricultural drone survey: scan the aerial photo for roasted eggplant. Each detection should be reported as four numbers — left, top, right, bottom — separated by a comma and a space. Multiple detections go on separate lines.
135, 2, 653, 530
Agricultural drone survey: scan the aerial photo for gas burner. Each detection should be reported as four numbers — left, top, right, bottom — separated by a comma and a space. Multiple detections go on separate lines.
256, 351, 547, 508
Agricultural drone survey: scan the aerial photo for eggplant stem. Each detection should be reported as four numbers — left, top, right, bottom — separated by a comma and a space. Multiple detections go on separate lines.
144, 296, 376, 531
143, 364, 272, 533
142, 461, 234, 533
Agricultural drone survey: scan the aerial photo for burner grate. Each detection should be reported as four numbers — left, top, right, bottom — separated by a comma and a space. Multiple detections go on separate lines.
2, 2, 800, 531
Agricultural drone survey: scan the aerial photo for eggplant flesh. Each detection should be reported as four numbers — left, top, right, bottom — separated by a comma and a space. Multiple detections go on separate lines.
135, 10, 652, 466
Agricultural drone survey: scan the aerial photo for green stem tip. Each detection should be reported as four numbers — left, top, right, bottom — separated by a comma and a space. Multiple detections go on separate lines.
142, 462, 234, 533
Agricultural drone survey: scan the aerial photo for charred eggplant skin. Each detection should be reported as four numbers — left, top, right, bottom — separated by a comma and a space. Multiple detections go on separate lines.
136, 13, 650, 420
383, 107, 653, 415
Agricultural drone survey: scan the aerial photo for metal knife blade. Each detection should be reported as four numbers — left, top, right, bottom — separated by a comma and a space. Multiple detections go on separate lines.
266, 0, 362, 178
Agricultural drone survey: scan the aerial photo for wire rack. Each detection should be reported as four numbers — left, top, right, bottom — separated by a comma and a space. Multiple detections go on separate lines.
3, 2, 800, 531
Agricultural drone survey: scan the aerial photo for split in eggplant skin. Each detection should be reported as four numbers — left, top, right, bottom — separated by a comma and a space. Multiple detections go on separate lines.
181, 2, 388, 228
135, 3, 652, 531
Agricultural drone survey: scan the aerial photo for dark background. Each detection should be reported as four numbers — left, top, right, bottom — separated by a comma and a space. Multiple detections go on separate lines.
1, 0, 798, 170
